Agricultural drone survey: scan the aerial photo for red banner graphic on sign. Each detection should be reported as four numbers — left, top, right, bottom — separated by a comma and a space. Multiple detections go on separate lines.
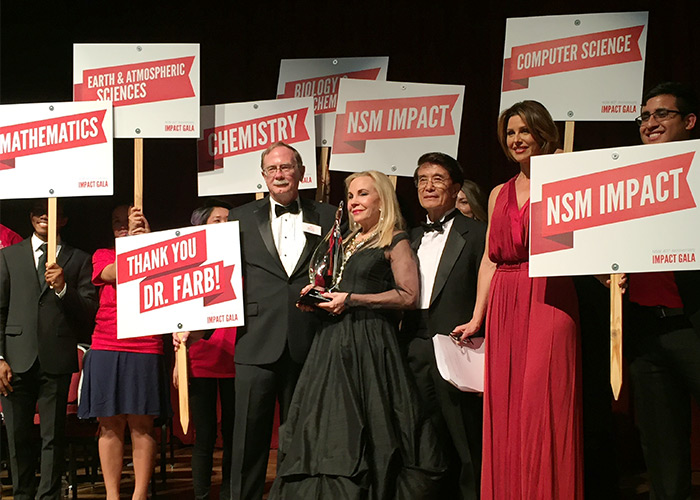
332, 94, 459, 154
117, 230, 208, 283
74, 56, 196, 107
139, 261, 236, 313
277, 68, 382, 114
0, 110, 108, 170
197, 108, 310, 172
502, 25, 644, 91
531, 152, 696, 255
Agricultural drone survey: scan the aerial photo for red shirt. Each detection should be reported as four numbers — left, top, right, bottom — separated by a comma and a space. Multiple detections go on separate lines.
628, 271, 684, 308
189, 327, 236, 378
0, 224, 22, 249
90, 248, 162, 354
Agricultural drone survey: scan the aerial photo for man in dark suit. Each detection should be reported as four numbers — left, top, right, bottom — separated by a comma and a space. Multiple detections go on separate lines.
228, 142, 336, 500
401, 152, 486, 500
626, 82, 700, 500
0, 200, 97, 500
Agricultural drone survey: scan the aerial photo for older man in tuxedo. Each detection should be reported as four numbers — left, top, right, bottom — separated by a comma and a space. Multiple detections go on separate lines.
228, 142, 336, 500
0, 200, 97, 500
401, 152, 486, 500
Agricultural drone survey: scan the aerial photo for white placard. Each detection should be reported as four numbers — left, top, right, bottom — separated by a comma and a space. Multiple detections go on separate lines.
197, 98, 316, 196
330, 79, 464, 177
277, 57, 389, 145
74, 43, 200, 138
500, 12, 648, 121
116, 221, 244, 338
530, 139, 700, 277
0, 101, 113, 199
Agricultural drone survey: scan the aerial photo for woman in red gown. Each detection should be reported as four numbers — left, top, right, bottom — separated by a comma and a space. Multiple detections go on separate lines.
458, 100, 583, 498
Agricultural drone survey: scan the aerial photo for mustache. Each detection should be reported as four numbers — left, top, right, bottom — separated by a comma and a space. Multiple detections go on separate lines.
272, 179, 290, 186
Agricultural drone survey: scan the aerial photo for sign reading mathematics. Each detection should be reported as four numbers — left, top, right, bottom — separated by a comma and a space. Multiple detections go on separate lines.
197, 98, 316, 196
74, 43, 200, 138
116, 222, 244, 339
529, 139, 700, 277
0, 101, 113, 200
277, 57, 389, 145
331, 79, 464, 177
500, 12, 648, 121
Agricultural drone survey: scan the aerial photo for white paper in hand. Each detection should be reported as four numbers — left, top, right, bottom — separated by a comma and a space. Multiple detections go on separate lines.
432, 334, 485, 393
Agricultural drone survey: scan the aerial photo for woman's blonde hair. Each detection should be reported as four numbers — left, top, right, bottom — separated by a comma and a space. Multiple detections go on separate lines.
344, 170, 405, 249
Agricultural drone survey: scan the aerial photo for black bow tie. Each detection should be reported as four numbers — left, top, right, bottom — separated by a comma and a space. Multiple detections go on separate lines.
421, 210, 457, 233
275, 201, 300, 217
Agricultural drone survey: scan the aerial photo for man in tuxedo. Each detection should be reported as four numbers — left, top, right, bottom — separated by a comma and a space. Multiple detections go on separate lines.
626, 82, 700, 500
0, 200, 97, 500
228, 142, 336, 500
401, 152, 486, 500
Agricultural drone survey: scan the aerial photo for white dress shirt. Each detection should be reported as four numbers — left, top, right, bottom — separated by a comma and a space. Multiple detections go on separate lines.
270, 198, 305, 276
417, 210, 456, 310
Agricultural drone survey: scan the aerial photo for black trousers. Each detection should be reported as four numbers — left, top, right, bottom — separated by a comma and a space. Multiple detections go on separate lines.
230, 350, 302, 500
404, 335, 482, 500
1, 359, 71, 500
627, 302, 700, 500
190, 377, 235, 500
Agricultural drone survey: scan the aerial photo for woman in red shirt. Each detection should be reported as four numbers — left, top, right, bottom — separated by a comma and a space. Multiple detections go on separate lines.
79, 206, 165, 500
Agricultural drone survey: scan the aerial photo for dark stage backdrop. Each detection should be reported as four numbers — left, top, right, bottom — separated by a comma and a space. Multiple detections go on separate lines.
1, 0, 699, 482
1, 1, 698, 248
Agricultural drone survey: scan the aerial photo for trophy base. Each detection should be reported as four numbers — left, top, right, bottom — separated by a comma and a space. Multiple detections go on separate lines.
296, 288, 332, 307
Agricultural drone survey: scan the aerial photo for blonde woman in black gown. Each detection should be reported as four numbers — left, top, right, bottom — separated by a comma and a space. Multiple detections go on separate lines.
270, 170, 445, 499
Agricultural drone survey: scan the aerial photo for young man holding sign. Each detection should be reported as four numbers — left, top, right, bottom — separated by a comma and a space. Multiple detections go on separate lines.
228, 142, 336, 500
0, 201, 97, 500
628, 82, 700, 500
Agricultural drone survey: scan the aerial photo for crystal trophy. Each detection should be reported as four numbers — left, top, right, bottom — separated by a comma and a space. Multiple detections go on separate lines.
297, 202, 345, 307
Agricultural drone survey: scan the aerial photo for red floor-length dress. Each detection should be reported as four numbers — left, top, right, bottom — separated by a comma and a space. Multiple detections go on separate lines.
481, 177, 583, 499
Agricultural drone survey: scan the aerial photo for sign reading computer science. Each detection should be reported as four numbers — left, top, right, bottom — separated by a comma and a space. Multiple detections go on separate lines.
277, 57, 389, 145
330, 79, 464, 176
197, 98, 316, 196
116, 221, 244, 339
0, 101, 113, 199
500, 12, 648, 121
74, 44, 200, 138
529, 139, 700, 277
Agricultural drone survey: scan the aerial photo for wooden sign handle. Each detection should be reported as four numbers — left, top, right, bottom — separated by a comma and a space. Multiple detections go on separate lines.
564, 121, 575, 153
316, 146, 331, 203
177, 332, 190, 434
47, 197, 58, 266
610, 273, 623, 400
134, 138, 143, 210
255, 192, 264, 201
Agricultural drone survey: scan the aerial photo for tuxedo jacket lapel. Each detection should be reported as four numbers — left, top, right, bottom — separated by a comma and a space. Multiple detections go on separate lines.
290, 198, 322, 278
254, 197, 287, 276
430, 218, 468, 307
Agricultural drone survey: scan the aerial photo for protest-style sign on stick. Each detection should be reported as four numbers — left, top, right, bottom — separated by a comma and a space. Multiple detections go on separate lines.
529, 139, 700, 401
115, 223, 244, 433
75, 43, 200, 430
501, 11, 649, 399
277, 57, 389, 202
330, 79, 464, 187
561, 120, 625, 395
197, 98, 316, 202
0, 100, 114, 271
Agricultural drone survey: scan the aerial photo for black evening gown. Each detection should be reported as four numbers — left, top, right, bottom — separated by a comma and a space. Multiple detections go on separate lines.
269, 233, 445, 500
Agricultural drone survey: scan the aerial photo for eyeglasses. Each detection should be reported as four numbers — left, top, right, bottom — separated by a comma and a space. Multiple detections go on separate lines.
416, 175, 450, 189
262, 163, 296, 176
635, 108, 683, 126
